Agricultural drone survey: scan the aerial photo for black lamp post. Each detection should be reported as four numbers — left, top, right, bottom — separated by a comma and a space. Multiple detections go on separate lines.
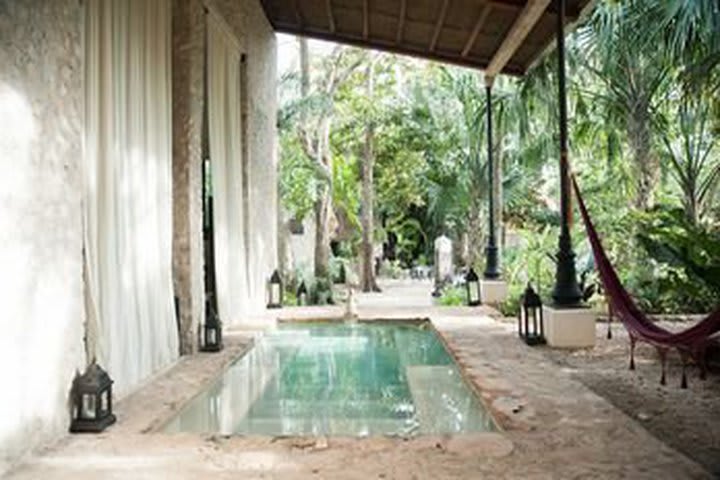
551, 0, 583, 307
297, 280, 308, 306
268, 269, 283, 309
69, 362, 116, 433
484, 79, 500, 280
518, 284, 545, 345
200, 296, 223, 352
465, 267, 481, 306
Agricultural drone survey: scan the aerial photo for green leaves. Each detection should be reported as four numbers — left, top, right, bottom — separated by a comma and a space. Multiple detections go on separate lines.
636, 206, 720, 293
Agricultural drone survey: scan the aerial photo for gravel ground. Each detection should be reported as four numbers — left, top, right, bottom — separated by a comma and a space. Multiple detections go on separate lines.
538, 320, 720, 476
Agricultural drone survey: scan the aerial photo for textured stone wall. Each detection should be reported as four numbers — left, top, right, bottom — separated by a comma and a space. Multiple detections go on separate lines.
0, 0, 278, 471
172, 0, 278, 325
0, 0, 86, 474
172, 0, 206, 354
211, 0, 279, 316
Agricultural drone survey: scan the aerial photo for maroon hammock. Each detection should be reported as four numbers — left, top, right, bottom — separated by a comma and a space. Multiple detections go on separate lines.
572, 175, 720, 387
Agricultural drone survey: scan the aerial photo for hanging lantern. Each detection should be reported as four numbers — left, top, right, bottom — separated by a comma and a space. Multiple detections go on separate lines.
518, 283, 545, 345
200, 297, 223, 352
297, 281, 308, 306
69, 362, 116, 433
268, 269, 283, 309
465, 267, 481, 306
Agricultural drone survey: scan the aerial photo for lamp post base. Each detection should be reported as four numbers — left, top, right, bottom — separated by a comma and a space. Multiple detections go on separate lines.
542, 305, 596, 348
480, 279, 508, 305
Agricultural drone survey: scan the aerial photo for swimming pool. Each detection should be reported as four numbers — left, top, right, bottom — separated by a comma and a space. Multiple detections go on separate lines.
163, 322, 496, 436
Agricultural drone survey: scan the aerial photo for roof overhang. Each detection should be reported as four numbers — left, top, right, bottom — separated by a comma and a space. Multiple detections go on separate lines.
260, 0, 594, 77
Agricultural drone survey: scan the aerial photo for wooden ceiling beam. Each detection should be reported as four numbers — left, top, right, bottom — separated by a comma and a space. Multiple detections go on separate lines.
491, 0, 579, 20
461, 4, 492, 57
429, 0, 450, 53
325, 0, 335, 33
293, 0, 303, 28
396, 0, 406, 44
273, 21, 526, 75
362, 0, 369, 39
485, 0, 551, 80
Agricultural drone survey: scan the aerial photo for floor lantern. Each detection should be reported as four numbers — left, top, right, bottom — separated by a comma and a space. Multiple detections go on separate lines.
69, 362, 116, 433
268, 269, 283, 309
297, 280, 308, 306
465, 267, 481, 306
518, 283, 545, 345
200, 297, 223, 352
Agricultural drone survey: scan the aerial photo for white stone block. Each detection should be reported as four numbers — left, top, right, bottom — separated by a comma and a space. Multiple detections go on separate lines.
542, 306, 597, 348
480, 280, 508, 305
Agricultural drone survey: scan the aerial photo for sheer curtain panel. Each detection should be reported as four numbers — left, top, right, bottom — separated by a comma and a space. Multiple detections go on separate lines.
207, 12, 249, 324
83, 0, 178, 394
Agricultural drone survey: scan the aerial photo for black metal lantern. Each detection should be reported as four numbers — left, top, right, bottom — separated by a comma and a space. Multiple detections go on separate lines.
69, 362, 116, 433
200, 297, 223, 352
518, 283, 545, 345
297, 281, 308, 306
465, 267, 481, 306
268, 269, 283, 309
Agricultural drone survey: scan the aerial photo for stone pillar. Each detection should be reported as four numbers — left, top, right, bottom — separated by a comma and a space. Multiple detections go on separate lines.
434, 235, 453, 287
172, 0, 205, 355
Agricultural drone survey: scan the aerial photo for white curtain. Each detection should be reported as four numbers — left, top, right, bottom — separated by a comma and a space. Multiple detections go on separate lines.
207, 13, 249, 324
84, 0, 178, 394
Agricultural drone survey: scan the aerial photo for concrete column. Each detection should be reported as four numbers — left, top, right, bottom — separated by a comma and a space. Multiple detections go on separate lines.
172, 0, 206, 354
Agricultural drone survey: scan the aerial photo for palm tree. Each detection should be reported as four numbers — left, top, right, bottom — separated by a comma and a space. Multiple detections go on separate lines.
575, 0, 672, 210
659, 96, 719, 224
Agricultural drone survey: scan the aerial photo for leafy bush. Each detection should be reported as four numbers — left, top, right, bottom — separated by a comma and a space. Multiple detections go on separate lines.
633, 205, 720, 312
437, 286, 466, 306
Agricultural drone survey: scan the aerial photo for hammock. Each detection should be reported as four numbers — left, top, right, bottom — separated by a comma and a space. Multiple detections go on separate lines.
572, 175, 720, 387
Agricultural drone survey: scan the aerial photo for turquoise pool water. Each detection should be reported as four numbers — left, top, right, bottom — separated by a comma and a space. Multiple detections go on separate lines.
164, 322, 496, 436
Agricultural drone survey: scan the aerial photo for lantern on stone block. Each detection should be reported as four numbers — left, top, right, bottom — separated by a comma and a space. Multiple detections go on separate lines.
465, 267, 481, 306
200, 297, 223, 352
518, 283, 545, 345
297, 281, 308, 306
69, 362, 116, 433
268, 269, 283, 309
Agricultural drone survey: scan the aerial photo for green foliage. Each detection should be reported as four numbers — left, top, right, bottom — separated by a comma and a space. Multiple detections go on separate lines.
279, 134, 317, 220
277, 1, 720, 314
437, 286, 467, 307
312, 275, 335, 306
634, 205, 720, 311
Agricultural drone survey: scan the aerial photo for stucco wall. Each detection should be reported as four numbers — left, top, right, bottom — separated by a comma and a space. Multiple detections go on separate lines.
212, 0, 278, 317
0, 0, 86, 474
0, 0, 278, 472
173, 0, 278, 323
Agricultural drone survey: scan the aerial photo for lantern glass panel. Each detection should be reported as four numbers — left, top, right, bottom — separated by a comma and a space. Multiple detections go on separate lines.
82, 394, 96, 419
208, 328, 217, 345
469, 281, 480, 304
101, 390, 109, 414
271, 283, 281, 304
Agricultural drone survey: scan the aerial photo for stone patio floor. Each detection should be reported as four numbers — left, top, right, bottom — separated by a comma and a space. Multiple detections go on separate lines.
4, 280, 712, 479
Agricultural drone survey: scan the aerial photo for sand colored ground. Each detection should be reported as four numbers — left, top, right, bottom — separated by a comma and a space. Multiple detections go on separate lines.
5, 280, 717, 479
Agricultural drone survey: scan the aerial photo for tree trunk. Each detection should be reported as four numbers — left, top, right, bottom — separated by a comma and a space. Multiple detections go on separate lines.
467, 192, 483, 267
314, 188, 332, 278
360, 57, 380, 292
314, 117, 333, 279
627, 103, 659, 210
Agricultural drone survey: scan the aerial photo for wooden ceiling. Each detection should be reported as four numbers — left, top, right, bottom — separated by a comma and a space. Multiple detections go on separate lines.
260, 0, 594, 77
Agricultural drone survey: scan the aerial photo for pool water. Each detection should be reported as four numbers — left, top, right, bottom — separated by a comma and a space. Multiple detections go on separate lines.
163, 322, 496, 436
